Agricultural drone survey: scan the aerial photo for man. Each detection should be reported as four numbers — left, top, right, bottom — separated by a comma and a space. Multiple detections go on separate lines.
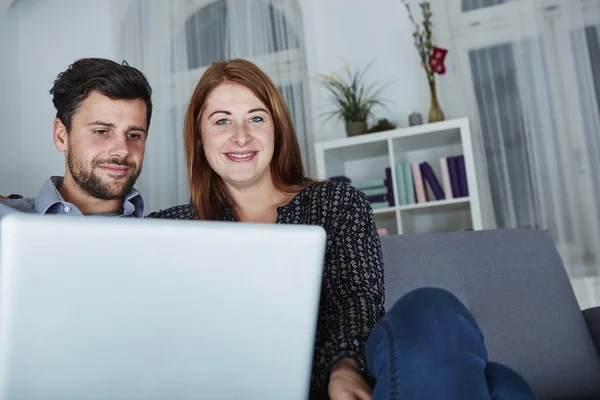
0, 58, 152, 219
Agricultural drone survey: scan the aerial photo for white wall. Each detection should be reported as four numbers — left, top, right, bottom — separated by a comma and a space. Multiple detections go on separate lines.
0, 7, 21, 194
0, 0, 116, 197
301, 0, 434, 143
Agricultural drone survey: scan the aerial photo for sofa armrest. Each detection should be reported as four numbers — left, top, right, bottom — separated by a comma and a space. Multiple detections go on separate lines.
583, 307, 600, 354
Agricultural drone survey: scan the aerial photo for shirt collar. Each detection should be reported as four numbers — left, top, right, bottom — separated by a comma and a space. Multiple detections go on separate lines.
123, 189, 145, 218
34, 176, 145, 217
34, 177, 69, 215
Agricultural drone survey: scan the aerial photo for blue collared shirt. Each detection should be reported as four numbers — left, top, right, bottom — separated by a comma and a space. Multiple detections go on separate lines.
0, 176, 145, 220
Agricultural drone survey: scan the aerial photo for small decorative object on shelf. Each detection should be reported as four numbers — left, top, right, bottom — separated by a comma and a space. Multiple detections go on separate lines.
409, 112, 423, 126
367, 118, 397, 133
318, 60, 391, 137
401, 0, 447, 123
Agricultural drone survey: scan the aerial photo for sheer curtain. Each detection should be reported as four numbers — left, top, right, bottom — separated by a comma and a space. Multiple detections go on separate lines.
508, 0, 600, 279
437, 0, 600, 283
113, 0, 311, 213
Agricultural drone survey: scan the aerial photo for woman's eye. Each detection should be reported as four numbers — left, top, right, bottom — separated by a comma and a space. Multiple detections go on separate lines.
249, 116, 264, 123
216, 119, 230, 126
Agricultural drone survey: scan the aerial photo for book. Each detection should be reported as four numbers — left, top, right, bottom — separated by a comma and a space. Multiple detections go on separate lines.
367, 194, 388, 203
447, 156, 461, 197
385, 167, 395, 206
359, 186, 388, 197
370, 201, 390, 210
403, 163, 415, 204
411, 162, 427, 203
440, 157, 453, 199
395, 164, 408, 205
420, 162, 445, 201
353, 178, 386, 190
457, 155, 469, 197
377, 228, 389, 236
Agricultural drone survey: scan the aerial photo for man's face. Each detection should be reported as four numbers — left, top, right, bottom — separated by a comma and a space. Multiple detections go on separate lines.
55, 91, 148, 200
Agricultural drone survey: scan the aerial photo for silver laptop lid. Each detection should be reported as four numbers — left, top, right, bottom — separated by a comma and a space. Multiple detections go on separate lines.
0, 214, 325, 400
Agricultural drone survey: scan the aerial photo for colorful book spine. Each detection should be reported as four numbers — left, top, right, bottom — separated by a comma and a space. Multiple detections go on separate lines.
420, 162, 445, 201
448, 156, 461, 197
411, 162, 427, 203
403, 163, 415, 204
367, 194, 388, 203
377, 228, 389, 236
359, 186, 388, 197
385, 167, 395, 206
440, 157, 453, 199
395, 164, 408, 205
370, 201, 390, 210
457, 155, 469, 197
354, 178, 386, 190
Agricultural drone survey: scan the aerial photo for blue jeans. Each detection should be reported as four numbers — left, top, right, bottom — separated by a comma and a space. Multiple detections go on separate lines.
365, 288, 537, 400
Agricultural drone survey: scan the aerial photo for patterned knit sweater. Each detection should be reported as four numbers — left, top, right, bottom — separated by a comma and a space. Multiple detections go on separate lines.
147, 181, 385, 399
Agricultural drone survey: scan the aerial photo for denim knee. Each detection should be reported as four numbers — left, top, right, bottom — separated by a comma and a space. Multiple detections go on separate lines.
366, 288, 491, 400
384, 288, 477, 331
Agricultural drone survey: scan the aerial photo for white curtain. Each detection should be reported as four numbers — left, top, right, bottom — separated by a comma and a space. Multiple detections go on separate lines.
113, 0, 311, 214
437, 0, 600, 281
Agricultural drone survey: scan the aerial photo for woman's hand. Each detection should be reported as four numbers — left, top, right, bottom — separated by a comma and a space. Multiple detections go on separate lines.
328, 358, 372, 400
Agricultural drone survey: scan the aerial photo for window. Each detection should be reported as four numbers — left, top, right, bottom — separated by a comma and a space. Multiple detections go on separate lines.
461, 0, 506, 12
183, 0, 300, 70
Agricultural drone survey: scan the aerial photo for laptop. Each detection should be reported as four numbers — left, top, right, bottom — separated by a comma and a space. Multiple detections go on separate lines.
0, 213, 326, 400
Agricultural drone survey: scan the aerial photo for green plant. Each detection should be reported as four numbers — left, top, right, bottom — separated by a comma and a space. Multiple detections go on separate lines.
318, 60, 390, 124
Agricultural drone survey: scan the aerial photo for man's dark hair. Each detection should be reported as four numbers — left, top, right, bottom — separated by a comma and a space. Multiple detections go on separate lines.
49, 58, 153, 132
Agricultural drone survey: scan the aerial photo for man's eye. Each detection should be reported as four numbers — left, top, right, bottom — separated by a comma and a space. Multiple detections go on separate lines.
216, 119, 230, 126
128, 133, 142, 140
94, 130, 109, 135
249, 116, 264, 123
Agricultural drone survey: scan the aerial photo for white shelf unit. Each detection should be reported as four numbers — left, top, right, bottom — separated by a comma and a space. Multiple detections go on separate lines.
315, 118, 485, 235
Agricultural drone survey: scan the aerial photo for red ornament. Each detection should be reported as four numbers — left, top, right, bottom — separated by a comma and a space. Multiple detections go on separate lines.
429, 46, 448, 74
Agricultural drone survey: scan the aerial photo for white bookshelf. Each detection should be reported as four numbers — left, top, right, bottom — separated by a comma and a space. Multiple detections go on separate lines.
315, 118, 488, 235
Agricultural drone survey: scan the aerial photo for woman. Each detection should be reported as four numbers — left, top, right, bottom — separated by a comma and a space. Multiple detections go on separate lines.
149, 59, 537, 400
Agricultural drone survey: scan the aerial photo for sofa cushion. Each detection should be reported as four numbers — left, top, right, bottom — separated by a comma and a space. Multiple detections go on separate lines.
380, 229, 600, 399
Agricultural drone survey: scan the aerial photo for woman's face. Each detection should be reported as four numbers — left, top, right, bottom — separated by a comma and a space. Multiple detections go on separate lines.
200, 82, 275, 190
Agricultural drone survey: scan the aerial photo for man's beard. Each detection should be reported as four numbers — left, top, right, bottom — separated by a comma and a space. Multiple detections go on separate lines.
67, 151, 141, 201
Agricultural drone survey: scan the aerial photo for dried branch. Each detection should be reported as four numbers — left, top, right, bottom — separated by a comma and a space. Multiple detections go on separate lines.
401, 0, 436, 83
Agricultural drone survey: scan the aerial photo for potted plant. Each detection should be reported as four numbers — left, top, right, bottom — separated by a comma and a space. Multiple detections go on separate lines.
319, 61, 390, 136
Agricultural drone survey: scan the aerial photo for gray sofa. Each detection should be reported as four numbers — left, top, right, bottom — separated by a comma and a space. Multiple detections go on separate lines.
380, 228, 600, 400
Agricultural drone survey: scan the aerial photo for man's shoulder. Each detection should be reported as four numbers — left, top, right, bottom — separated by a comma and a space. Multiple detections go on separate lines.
0, 196, 36, 217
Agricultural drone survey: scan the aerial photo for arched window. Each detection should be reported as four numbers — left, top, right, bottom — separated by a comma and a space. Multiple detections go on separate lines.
182, 0, 301, 70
